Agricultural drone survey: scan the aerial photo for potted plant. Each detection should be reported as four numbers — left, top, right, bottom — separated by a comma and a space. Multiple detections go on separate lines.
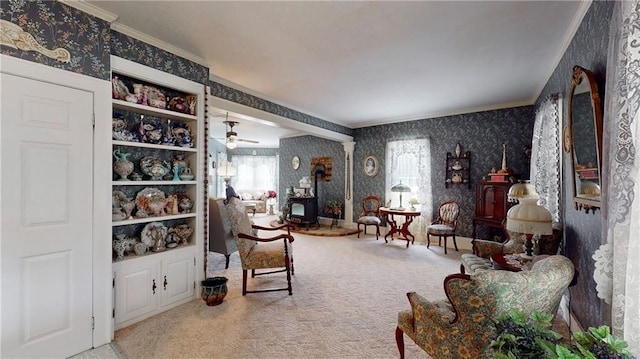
324, 199, 343, 218
491, 309, 637, 359
266, 190, 277, 215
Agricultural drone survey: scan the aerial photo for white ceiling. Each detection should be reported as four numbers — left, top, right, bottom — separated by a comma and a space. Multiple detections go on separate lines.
83, 0, 589, 147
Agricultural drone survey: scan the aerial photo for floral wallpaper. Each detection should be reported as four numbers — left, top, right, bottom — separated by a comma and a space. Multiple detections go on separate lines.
209, 81, 353, 137
352, 106, 535, 237
110, 30, 209, 85
279, 136, 344, 217
0, 0, 111, 80
535, 0, 614, 330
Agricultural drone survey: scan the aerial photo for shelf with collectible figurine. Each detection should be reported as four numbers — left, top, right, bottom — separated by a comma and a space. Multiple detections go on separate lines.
445, 143, 471, 189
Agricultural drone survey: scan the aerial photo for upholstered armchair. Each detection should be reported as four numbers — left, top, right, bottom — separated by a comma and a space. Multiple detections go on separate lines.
226, 197, 295, 295
396, 255, 575, 359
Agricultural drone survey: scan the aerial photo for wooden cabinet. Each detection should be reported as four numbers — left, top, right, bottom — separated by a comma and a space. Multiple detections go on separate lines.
110, 56, 204, 329
445, 151, 471, 188
472, 182, 513, 241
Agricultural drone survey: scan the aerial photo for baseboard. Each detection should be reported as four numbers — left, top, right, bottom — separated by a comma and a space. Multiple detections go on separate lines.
560, 293, 584, 333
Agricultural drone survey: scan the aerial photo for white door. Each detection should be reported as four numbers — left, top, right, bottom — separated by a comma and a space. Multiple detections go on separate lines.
1, 73, 94, 358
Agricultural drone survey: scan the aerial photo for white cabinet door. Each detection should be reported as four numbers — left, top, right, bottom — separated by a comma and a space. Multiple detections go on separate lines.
114, 260, 160, 326
161, 251, 196, 308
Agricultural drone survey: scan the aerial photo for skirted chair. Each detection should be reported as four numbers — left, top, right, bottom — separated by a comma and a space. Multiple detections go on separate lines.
426, 201, 460, 254
396, 255, 575, 359
225, 197, 296, 296
357, 195, 382, 239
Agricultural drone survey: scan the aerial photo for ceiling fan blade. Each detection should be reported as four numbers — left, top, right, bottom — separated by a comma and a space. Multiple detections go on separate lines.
237, 138, 259, 144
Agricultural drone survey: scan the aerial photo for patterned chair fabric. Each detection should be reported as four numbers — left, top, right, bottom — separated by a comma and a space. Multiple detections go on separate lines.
426, 201, 460, 254
396, 255, 575, 359
225, 197, 295, 295
357, 195, 382, 239
460, 224, 562, 274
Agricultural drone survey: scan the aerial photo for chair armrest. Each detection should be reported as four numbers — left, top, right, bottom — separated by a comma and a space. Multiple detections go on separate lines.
472, 239, 505, 258
238, 232, 294, 243
406, 292, 455, 329
252, 223, 294, 234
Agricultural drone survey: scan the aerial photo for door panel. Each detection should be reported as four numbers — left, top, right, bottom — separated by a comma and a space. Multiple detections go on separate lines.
162, 253, 195, 308
1, 73, 94, 358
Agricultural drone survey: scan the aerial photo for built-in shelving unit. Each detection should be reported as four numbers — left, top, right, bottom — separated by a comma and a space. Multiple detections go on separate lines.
110, 56, 204, 330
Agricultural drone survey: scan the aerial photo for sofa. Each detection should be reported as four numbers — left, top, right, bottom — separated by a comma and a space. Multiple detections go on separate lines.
396, 255, 575, 359
236, 189, 268, 213
460, 227, 562, 274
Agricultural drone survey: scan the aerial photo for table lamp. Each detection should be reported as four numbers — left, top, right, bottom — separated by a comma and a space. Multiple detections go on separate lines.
391, 181, 411, 211
505, 194, 552, 259
217, 162, 237, 184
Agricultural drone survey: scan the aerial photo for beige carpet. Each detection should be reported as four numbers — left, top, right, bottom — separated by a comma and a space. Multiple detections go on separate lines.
112, 215, 470, 358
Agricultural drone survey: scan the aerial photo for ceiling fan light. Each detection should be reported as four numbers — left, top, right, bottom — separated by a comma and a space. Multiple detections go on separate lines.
226, 141, 237, 149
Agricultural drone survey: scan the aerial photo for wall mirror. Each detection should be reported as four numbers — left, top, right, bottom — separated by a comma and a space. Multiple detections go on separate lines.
567, 65, 603, 213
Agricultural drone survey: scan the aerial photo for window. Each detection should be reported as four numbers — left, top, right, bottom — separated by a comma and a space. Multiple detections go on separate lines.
231, 155, 278, 191
385, 139, 432, 240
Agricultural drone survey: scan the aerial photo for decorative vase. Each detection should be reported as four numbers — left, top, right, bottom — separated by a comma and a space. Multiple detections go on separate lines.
113, 149, 134, 180
201, 277, 228, 306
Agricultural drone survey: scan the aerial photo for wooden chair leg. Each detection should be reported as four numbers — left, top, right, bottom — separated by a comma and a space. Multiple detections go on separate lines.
291, 256, 295, 275
242, 270, 248, 296
460, 263, 466, 274
375, 225, 380, 240
357, 224, 361, 238
426, 233, 431, 248
453, 235, 459, 251
444, 236, 448, 254
251, 269, 256, 278
224, 254, 230, 269
395, 326, 405, 359
285, 256, 292, 295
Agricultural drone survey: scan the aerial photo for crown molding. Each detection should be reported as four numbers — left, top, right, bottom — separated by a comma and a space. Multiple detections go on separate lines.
61, 1, 208, 67
111, 23, 208, 67
59, 0, 118, 22
532, 0, 592, 104
208, 72, 343, 128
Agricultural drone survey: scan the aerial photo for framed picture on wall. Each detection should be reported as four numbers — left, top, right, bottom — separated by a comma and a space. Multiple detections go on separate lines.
363, 155, 378, 177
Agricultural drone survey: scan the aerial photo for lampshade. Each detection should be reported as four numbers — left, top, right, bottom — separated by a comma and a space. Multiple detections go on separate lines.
226, 141, 237, 149
216, 162, 237, 178
506, 197, 552, 258
391, 182, 411, 193
391, 181, 411, 210
507, 180, 539, 202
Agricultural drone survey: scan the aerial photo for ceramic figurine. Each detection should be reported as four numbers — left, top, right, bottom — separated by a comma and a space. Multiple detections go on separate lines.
113, 149, 134, 180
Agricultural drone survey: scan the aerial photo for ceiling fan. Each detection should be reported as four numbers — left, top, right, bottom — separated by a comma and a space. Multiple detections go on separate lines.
221, 113, 259, 149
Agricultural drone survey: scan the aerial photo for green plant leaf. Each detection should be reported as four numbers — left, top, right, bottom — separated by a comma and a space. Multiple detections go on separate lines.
555, 344, 581, 359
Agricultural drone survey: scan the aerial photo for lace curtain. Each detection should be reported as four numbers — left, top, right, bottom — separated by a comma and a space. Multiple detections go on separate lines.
592, 0, 640, 353
530, 95, 562, 223
385, 139, 432, 241
231, 155, 278, 192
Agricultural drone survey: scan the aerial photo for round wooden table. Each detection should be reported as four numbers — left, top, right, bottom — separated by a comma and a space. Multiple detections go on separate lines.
379, 207, 421, 247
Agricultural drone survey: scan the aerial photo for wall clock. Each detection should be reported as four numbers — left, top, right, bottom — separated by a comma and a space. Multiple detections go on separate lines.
291, 155, 300, 170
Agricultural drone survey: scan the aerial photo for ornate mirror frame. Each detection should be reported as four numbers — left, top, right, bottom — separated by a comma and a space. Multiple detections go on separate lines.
567, 65, 603, 213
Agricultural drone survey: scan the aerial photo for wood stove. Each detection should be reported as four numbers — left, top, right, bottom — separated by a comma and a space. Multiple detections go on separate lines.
287, 197, 318, 228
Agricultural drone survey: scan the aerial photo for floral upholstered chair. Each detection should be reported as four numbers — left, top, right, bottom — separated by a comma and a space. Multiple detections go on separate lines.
225, 197, 295, 296
395, 255, 575, 359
